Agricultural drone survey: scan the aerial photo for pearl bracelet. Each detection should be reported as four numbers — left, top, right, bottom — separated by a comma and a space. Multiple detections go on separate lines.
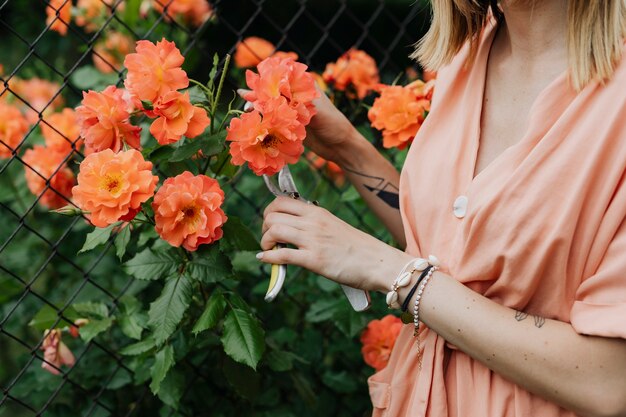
413, 260, 439, 337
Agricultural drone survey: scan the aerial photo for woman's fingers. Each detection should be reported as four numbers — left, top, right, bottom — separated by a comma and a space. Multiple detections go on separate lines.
262, 211, 306, 234
263, 196, 312, 218
256, 247, 307, 266
260, 223, 305, 251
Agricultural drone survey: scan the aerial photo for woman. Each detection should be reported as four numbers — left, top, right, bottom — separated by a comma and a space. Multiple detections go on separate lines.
255, 1, 626, 416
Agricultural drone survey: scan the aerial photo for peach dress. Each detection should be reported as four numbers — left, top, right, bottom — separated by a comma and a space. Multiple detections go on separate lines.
367, 19, 626, 417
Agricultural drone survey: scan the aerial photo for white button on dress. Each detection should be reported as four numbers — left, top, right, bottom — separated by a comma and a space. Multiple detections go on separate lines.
453, 195, 468, 218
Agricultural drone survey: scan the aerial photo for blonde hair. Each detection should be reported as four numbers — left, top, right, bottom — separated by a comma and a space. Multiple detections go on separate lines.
412, 0, 626, 90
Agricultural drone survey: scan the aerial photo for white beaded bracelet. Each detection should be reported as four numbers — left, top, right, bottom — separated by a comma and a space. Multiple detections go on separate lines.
386, 257, 430, 309
413, 262, 439, 337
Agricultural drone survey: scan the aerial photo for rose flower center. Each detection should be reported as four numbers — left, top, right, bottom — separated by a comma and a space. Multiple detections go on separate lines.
261, 134, 280, 149
181, 205, 200, 226
100, 174, 124, 195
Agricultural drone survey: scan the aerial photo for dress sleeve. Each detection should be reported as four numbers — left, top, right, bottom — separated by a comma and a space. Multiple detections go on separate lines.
570, 213, 626, 339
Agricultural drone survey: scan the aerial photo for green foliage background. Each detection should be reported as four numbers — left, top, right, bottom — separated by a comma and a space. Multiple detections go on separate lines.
0, 1, 431, 416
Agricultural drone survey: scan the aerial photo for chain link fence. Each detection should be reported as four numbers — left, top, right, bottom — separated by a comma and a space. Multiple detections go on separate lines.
0, 1, 431, 416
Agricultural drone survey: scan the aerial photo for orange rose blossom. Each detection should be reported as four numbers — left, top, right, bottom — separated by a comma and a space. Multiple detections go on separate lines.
323, 48, 380, 99
41, 108, 82, 154
93, 32, 135, 74
152, 171, 227, 252
45, 0, 72, 36
360, 314, 403, 371
72, 149, 159, 227
152, 0, 214, 27
368, 79, 434, 149
149, 90, 211, 145
23, 146, 75, 209
76, 85, 141, 153
0, 101, 29, 159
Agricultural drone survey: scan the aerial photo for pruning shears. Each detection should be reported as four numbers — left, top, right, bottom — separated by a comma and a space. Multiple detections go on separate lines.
262, 166, 371, 311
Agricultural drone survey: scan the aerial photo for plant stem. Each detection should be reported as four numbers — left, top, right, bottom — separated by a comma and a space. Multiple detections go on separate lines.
213, 54, 231, 115
189, 78, 212, 97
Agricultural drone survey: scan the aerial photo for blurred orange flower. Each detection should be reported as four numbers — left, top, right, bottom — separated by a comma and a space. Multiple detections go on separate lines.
149, 90, 210, 145
10, 78, 64, 124
41, 108, 81, 154
41, 329, 75, 375
0, 102, 29, 159
244, 56, 319, 125
368, 80, 434, 149
75, 0, 118, 32
45, 0, 72, 36
360, 315, 403, 371
153, 0, 214, 27
323, 49, 379, 99
72, 149, 158, 227
93, 32, 135, 74
23, 145, 75, 209
153, 171, 227, 251
234, 37, 275, 68
76, 85, 141, 153
306, 152, 345, 186
124, 39, 189, 103
227, 98, 305, 176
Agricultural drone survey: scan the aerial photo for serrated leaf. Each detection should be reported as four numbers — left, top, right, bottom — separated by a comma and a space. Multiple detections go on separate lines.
148, 145, 176, 164
80, 317, 114, 342
220, 217, 259, 252
119, 296, 146, 340
79, 225, 115, 254
187, 245, 232, 283
124, 249, 180, 280
120, 336, 156, 356
29, 305, 78, 330
148, 274, 193, 345
199, 130, 226, 157
114, 225, 131, 260
169, 137, 204, 162
150, 345, 174, 394
305, 298, 343, 323
332, 302, 367, 338
157, 368, 184, 409
192, 290, 226, 335
221, 309, 265, 370
73, 301, 109, 318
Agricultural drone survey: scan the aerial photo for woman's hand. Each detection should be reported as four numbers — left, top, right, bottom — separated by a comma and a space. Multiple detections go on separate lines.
257, 196, 410, 292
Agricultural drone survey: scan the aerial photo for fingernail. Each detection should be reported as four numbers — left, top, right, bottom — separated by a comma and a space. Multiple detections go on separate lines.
256, 252, 264, 260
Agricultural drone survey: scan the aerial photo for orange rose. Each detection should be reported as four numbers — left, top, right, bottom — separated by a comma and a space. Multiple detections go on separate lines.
234, 37, 275, 68
323, 49, 380, 99
244, 56, 319, 125
45, 0, 72, 36
76, 85, 141, 153
360, 315, 403, 371
72, 149, 158, 227
41, 329, 75, 375
153, 0, 214, 27
153, 171, 227, 251
93, 32, 135, 74
149, 91, 210, 145
0, 102, 29, 159
227, 98, 305, 176
306, 152, 345, 187
10, 78, 64, 124
124, 39, 189, 103
23, 145, 75, 209
368, 80, 434, 149
41, 108, 81, 154
75, 0, 117, 32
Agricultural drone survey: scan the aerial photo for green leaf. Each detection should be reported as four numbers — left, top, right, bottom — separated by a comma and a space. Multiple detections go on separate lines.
119, 296, 146, 340
148, 145, 176, 164
169, 137, 205, 162
210, 148, 238, 178
114, 225, 131, 260
221, 308, 265, 370
123, 0, 141, 28
332, 302, 367, 338
73, 301, 109, 318
266, 350, 294, 372
29, 305, 78, 330
321, 370, 359, 393
137, 226, 159, 247
120, 336, 156, 356
192, 290, 226, 335
220, 217, 259, 252
187, 245, 232, 283
79, 225, 115, 254
199, 130, 226, 157
150, 345, 174, 394
124, 249, 180, 281
148, 274, 193, 345
80, 317, 114, 342
157, 368, 184, 409
304, 298, 343, 323
222, 357, 260, 400
70, 66, 118, 90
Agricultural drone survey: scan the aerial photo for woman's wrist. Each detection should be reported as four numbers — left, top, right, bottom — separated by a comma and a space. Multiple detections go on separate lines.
333, 126, 378, 171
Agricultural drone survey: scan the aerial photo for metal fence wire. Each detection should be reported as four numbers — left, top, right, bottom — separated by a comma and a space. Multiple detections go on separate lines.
0, 1, 431, 416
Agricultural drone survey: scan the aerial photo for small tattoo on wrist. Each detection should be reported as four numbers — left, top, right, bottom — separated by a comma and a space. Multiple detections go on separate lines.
515, 310, 545, 328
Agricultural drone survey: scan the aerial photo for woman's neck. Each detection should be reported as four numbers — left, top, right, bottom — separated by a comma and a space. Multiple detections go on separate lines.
498, 0, 568, 66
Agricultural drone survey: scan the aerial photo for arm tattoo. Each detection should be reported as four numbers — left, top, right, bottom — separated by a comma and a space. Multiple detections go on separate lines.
343, 167, 400, 209
515, 310, 546, 328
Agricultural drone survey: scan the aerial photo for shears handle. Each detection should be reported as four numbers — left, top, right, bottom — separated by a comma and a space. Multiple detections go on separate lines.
264, 245, 287, 302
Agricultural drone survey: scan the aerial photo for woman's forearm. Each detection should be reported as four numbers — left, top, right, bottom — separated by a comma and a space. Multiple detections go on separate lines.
334, 130, 406, 247
389, 271, 626, 417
